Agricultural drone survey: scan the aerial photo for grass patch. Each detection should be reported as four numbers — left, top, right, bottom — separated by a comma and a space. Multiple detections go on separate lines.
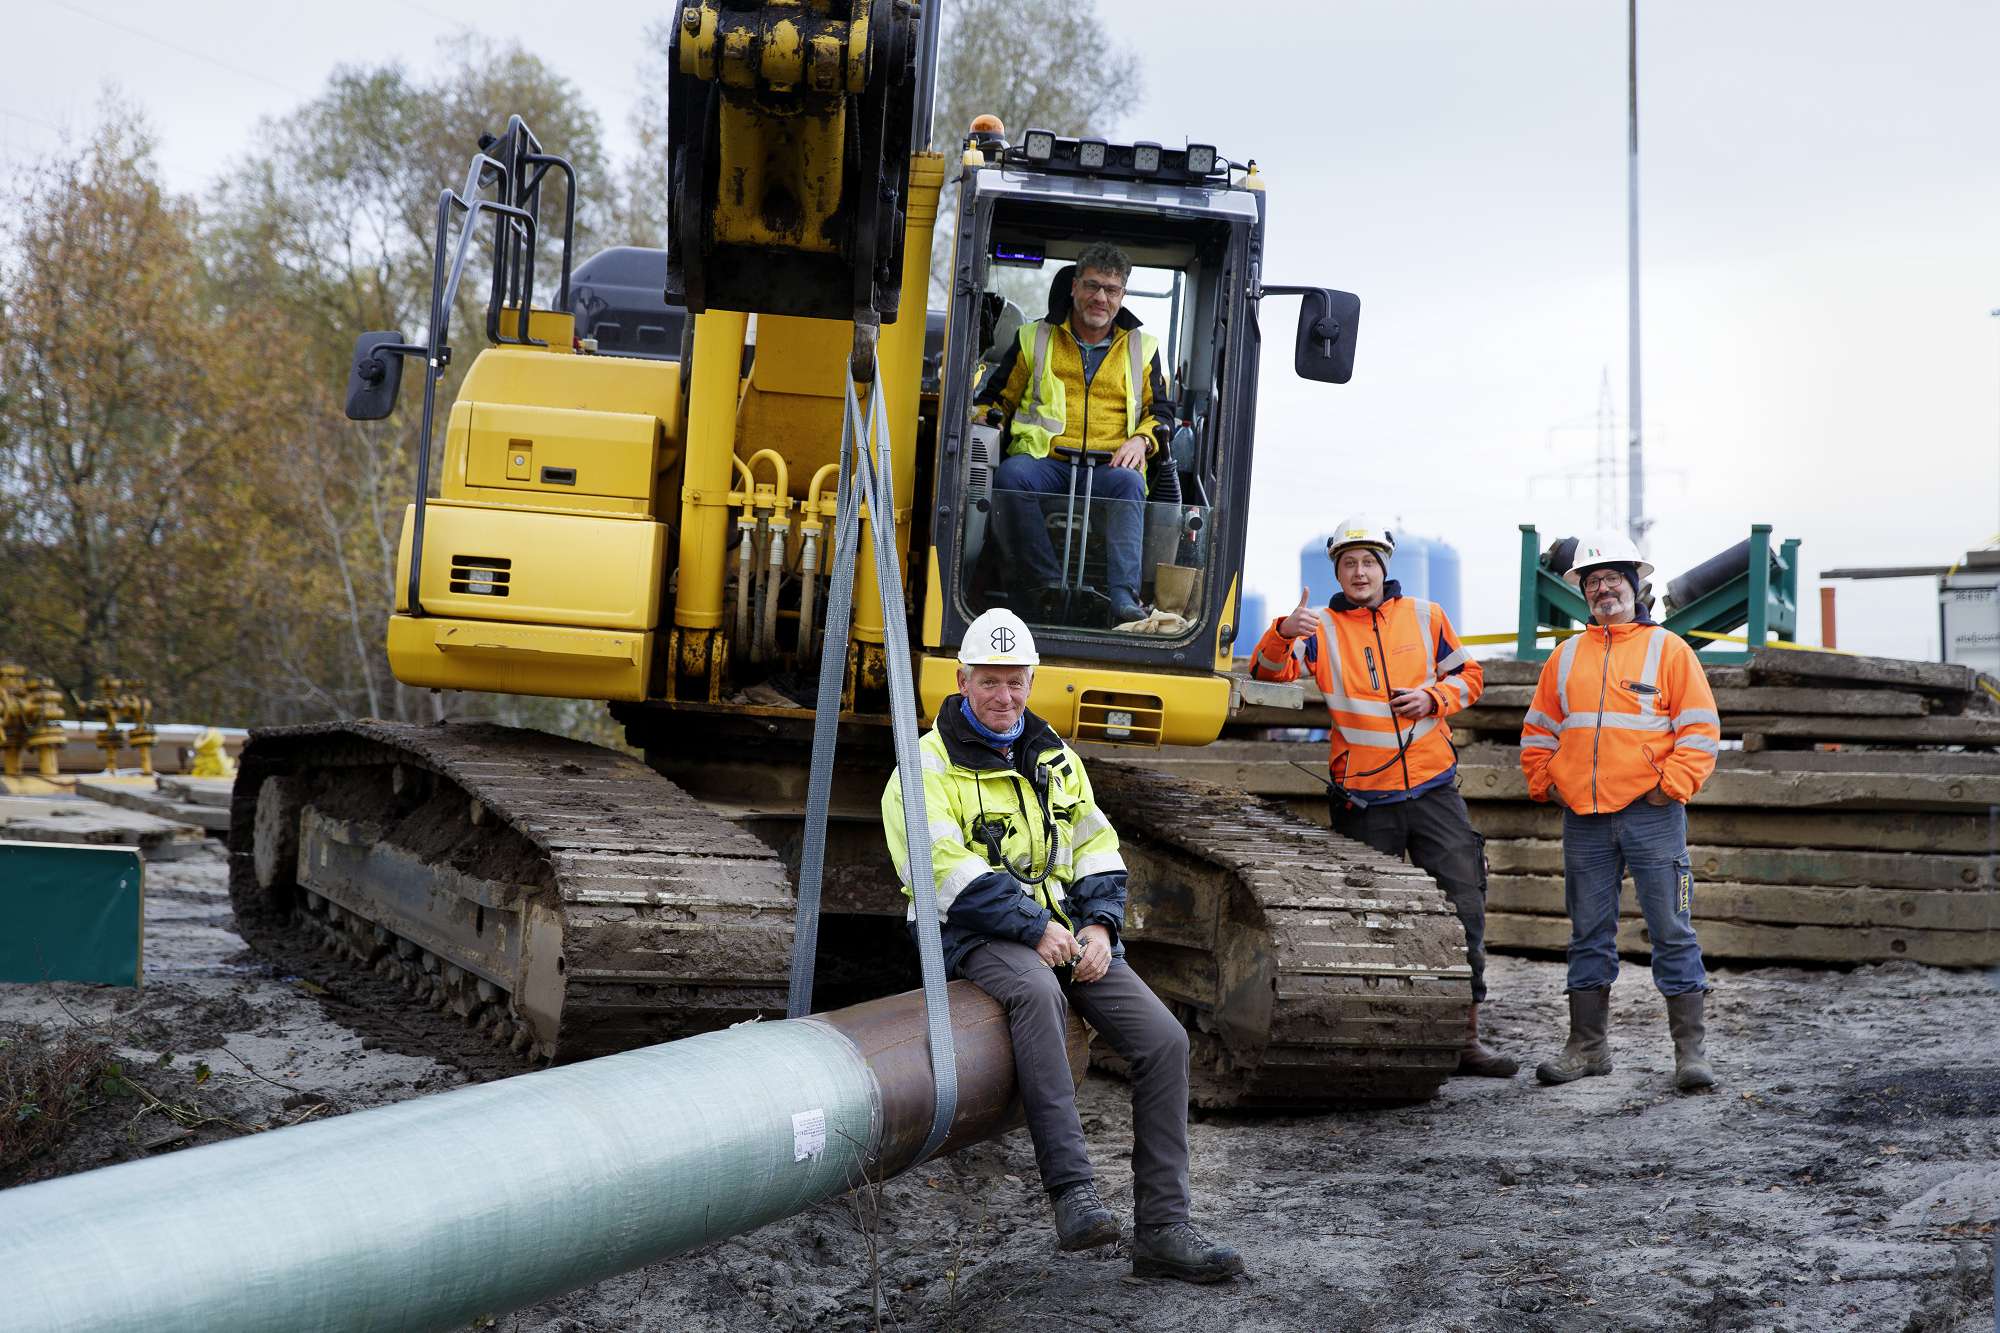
0, 1023, 114, 1184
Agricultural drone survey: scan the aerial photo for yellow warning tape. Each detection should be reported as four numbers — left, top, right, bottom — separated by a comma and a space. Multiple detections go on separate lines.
1458, 629, 1583, 646
1682, 630, 1853, 655
1944, 532, 2000, 579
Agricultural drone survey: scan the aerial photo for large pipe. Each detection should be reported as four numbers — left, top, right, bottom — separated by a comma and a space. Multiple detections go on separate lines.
0, 983, 1083, 1333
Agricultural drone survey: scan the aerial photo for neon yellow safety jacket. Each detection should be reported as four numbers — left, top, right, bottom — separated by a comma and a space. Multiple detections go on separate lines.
987, 312, 1167, 460
882, 697, 1129, 976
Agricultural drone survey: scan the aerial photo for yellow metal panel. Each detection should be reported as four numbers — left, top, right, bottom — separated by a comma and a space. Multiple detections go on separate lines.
917, 655, 1229, 747
713, 100, 844, 252
455, 347, 682, 439
447, 488, 654, 518
921, 546, 943, 648
494, 308, 577, 352
461, 403, 660, 507
393, 502, 664, 630
747, 315, 851, 399
1215, 573, 1241, 671
388, 615, 651, 702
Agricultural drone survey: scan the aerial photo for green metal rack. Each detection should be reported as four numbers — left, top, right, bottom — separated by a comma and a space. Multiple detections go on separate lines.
1514, 523, 1799, 663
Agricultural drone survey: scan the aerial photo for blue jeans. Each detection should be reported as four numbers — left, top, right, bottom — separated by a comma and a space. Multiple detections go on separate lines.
992, 452, 1145, 607
1561, 800, 1708, 995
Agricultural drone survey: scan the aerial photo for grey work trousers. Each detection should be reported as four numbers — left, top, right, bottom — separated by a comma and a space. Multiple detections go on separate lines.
1330, 783, 1490, 1002
957, 938, 1191, 1225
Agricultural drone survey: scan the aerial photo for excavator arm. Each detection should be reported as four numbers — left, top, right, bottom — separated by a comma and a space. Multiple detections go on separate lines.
665, 0, 925, 338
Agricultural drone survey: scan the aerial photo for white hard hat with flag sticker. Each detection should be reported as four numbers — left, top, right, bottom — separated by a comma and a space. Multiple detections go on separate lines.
1563, 530, 1655, 585
959, 607, 1040, 666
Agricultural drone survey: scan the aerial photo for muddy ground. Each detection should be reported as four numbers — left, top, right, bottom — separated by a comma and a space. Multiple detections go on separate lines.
2, 844, 1994, 1332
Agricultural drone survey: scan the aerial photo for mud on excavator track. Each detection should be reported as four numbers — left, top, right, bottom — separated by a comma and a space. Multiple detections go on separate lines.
1086, 760, 1472, 1107
229, 722, 1472, 1106
227, 720, 796, 1064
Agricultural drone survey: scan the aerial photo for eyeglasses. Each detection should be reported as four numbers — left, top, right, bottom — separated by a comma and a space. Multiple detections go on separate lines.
1076, 279, 1125, 299
1580, 571, 1628, 594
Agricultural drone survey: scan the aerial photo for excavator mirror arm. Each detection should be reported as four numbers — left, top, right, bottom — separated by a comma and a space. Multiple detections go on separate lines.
1257, 284, 1362, 385
344, 332, 425, 421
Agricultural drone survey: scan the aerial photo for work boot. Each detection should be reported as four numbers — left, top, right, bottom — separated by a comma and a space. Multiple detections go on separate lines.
1665, 990, 1716, 1092
1535, 988, 1613, 1085
1131, 1222, 1245, 1283
1050, 1181, 1120, 1251
1456, 1002, 1519, 1078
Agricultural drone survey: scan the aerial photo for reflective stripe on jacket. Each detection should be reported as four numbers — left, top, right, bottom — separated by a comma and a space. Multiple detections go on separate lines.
1518, 621, 1721, 814
994, 315, 1163, 459
1248, 591, 1482, 795
881, 698, 1128, 976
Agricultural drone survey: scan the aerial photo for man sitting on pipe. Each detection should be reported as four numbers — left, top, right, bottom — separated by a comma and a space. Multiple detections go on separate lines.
881, 607, 1244, 1283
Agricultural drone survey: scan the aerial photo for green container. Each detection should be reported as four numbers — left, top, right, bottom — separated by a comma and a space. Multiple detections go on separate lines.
0, 840, 144, 986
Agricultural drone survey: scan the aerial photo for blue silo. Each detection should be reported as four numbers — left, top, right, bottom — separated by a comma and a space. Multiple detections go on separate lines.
1232, 592, 1267, 658
1300, 530, 1461, 625
1428, 540, 1463, 627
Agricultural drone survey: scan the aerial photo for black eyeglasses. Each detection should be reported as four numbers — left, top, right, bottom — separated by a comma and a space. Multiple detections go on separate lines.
1076, 278, 1125, 299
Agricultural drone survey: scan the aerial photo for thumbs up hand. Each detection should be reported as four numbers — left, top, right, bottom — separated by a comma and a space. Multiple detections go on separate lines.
1278, 587, 1317, 640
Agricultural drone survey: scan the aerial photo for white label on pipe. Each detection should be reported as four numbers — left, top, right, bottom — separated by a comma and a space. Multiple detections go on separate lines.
792, 1108, 827, 1162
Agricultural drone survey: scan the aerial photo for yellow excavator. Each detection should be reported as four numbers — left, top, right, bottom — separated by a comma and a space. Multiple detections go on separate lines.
228, 0, 1471, 1107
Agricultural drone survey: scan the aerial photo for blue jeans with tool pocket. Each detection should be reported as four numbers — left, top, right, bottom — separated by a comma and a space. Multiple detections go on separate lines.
1561, 799, 1707, 995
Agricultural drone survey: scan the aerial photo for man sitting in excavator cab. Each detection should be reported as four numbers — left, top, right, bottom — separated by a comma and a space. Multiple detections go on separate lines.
974, 241, 1173, 630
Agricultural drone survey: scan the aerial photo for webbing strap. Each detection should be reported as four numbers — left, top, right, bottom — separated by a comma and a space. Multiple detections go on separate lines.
789, 374, 958, 1166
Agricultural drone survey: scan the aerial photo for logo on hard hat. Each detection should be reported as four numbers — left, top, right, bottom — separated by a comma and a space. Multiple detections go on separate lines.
992, 626, 1016, 653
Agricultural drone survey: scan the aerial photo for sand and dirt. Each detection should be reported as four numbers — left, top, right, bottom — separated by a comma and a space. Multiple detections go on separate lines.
3, 843, 1994, 1332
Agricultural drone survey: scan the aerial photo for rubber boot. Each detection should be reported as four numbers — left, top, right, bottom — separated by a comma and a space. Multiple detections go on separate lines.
1664, 990, 1716, 1092
1535, 988, 1613, 1085
1050, 1181, 1120, 1251
1456, 1002, 1519, 1078
1131, 1222, 1245, 1283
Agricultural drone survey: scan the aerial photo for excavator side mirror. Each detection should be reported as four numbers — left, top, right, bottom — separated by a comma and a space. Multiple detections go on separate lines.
1293, 289, 1360, 384
345, 331, 411, 421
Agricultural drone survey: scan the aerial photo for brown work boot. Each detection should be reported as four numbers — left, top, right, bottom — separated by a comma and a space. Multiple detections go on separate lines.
1665, 990, 1716, 1092
1050, 1181, 1120, 1251
1131, 1222, 1245, 1283
1456, 1002, 1519, 1078
1535, 988, 1613, 1085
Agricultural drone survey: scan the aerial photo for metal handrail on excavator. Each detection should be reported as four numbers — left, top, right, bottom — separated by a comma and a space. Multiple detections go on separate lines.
336, 118, 578, 621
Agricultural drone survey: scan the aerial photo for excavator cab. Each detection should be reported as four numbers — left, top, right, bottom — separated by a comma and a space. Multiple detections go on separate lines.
921, 130, 1361, 743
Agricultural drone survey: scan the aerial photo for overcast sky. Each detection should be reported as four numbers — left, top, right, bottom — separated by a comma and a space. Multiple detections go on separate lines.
10, 0, 1998, 660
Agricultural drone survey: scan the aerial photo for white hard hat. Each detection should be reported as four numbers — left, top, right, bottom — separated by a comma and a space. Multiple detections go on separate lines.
960, 607, 1040, 666
1327, 516, 1396, 564
1563, 530, 1655, 585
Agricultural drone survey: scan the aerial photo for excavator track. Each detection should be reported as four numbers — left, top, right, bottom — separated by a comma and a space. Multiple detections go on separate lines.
1088, 759, 1473, 1108
227, 720, 795, 1064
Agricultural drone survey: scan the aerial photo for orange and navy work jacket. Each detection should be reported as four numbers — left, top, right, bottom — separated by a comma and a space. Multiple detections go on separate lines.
1518, 619, 1721, 815
1250, 586, 1482, 802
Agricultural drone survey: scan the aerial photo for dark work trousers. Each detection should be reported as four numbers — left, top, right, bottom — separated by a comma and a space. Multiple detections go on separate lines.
957, 938, 1191, 1225
1329, 783, 1489, 1002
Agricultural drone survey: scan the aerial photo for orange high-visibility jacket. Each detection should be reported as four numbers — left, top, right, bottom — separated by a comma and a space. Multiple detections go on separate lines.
1250, 594, 1482, 795
1518, 620, 1721, 814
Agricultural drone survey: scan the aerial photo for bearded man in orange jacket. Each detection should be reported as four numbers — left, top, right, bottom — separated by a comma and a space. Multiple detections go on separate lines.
1251, 517, 1516, 1077
1520, 533, 1721, 1094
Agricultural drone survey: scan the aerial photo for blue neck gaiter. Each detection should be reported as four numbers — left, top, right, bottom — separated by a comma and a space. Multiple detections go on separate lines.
959, 696, 1026, 748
